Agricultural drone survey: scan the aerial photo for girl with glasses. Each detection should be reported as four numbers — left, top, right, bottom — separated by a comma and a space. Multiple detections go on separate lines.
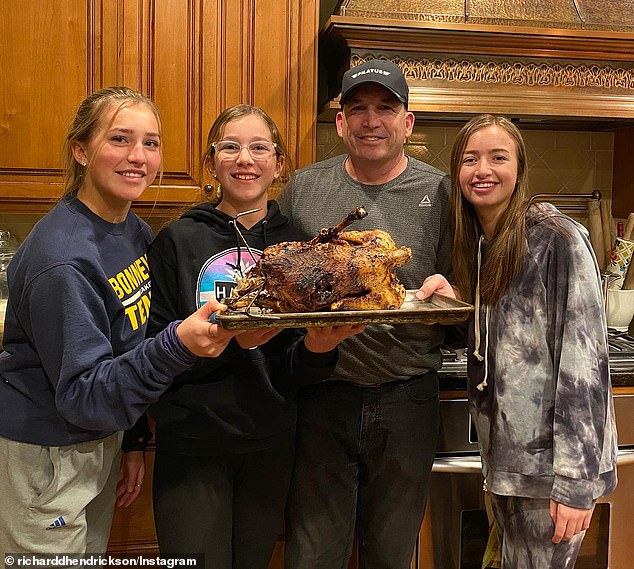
144, 104, 363, 568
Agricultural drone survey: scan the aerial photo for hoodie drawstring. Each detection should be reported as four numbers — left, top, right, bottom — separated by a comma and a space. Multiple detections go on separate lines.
229, 216, 269, 276
473, 235, 490, 391
229, 220, 244, 276
262, 220, 269, 248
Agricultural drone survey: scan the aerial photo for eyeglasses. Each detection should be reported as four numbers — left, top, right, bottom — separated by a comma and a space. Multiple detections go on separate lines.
212, 140, 278, 160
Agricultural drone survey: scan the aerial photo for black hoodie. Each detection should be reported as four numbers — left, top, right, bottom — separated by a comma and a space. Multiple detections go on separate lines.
146, 200, 337, 455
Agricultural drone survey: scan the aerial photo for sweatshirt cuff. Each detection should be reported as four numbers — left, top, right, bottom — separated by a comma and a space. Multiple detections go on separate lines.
551, 474, 594, 510
158, 320, 199, 367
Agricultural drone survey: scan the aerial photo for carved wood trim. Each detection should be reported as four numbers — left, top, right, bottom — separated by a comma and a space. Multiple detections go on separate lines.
361, 56, 634, 91
322, 16, 634, 119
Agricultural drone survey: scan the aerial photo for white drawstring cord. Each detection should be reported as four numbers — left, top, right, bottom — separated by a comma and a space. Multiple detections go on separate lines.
473, 235, 490, 391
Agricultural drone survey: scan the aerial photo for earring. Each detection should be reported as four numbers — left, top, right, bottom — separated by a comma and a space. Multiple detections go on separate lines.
81, 161, 87, 167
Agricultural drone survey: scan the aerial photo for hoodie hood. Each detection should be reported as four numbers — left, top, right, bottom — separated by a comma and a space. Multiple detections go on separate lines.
181, 199, 290, 239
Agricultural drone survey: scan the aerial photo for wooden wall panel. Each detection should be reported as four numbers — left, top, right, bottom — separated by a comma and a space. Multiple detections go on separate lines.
289, 0, 320, 169
253, 0, 289, 127
0, 0, 319, 213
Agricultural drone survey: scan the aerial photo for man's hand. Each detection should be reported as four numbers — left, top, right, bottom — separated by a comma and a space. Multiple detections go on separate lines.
235, 327, 282, 349
550, 499, 593, 543
415, 274, 458, 301
303, 324, 366, 353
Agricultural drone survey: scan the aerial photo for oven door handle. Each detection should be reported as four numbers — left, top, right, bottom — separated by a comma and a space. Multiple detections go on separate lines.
433, 448, 634, 474
617, 448, 634, 466
432, 455, 482, 473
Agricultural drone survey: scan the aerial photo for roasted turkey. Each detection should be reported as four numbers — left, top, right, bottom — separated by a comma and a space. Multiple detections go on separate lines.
226, 208, 412, 312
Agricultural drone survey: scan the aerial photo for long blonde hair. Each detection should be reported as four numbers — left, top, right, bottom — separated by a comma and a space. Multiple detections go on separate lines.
201, 104, 291, 204
62, 86, 163, 197
450, 114, 531, 305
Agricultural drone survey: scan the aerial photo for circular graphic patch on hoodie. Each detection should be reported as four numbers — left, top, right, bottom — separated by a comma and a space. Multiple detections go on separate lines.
197, 246, 263, 307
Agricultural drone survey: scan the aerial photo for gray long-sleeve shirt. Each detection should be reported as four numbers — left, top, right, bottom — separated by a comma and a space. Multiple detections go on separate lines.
277, 154, 452, 384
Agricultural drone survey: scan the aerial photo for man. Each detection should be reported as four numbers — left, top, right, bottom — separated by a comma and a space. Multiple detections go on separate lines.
277, 59, 452, 569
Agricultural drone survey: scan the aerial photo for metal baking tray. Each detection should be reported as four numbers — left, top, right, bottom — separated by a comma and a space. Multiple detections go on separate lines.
215, 290, 473, 330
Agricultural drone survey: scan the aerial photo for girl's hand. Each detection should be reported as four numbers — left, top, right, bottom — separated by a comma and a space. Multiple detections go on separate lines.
176, 300, 241, 357
235, 327, 282, 349
549, 499, 594, 543
115, 451, 145, 508
415, 274, 457, 301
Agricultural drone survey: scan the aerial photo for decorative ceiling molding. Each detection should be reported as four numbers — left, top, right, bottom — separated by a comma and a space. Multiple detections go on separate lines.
350, 53, 634, 92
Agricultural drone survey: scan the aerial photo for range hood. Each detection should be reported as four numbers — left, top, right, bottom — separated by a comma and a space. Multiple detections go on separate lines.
319, 1, 634, 129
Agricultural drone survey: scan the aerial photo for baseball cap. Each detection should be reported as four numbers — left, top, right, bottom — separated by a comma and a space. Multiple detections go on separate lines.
339, 59, 409, 108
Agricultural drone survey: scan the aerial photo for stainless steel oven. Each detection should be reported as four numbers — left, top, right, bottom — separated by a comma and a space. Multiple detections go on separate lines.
421, 337, 634, 569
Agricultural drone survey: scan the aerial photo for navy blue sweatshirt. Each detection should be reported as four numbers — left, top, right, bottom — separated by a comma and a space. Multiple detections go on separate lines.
0, 195, 197, 446
146, 201, 338, 455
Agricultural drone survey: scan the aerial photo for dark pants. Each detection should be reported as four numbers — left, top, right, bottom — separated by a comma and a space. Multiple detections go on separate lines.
490, 494, 585, 569
153, 437, 294, 569
285, 374, 440, 569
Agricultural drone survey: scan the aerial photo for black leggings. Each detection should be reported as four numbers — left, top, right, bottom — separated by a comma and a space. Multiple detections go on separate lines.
153, 438, 294, 569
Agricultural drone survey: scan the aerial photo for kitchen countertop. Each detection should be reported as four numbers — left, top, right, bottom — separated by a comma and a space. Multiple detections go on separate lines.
611, 371, 634, 388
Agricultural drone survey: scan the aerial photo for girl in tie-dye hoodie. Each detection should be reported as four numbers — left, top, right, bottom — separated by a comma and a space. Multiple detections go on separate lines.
418, 114, 617, 569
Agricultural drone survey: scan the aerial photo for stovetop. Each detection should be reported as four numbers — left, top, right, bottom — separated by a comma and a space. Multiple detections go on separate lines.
439, 329, 634, 388
608, 329, 634, 373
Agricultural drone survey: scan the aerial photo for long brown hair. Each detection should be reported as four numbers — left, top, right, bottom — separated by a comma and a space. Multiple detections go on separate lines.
450, 114, 531, 305
201, 104, 292, 204
61, 86, 163, 197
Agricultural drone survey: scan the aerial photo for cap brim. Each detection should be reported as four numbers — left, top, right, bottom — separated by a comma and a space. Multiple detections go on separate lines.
340, 81, 407, 107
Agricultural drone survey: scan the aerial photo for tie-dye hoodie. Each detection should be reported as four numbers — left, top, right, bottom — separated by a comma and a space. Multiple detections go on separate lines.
467, 203, 617, 510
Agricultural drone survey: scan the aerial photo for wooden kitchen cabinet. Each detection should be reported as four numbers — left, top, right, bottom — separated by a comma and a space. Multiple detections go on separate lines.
0, 0, 319, 216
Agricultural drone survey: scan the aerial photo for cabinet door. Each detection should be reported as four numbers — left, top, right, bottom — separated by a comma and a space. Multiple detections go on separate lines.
0, 0, 88, 212
0, 0, 318, 215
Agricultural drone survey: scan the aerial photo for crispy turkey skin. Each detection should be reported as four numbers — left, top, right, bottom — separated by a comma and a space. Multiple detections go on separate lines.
227, 229, 412, 312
